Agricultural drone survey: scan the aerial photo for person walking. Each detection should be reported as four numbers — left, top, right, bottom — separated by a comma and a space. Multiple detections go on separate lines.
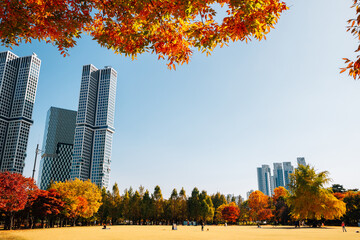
341, 221, 347, 232
201, 222, 204, 231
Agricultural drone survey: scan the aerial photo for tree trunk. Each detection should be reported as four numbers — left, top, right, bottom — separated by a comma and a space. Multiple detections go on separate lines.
9, 213, 14, 230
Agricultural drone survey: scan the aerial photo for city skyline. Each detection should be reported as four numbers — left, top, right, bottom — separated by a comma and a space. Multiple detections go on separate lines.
0, 0, 358, 198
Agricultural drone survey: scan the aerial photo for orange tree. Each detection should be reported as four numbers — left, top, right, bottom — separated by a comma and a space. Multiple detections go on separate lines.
0, 0, 287, 69
248, 190, 273, 222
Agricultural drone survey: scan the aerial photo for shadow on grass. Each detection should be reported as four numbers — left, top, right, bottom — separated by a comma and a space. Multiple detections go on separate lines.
262, 226, 334, 230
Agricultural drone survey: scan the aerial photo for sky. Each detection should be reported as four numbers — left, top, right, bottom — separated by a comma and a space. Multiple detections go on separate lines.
1, 0, 359, 198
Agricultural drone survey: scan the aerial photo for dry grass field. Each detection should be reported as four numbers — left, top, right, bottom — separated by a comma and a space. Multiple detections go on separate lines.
0, 225, 359, 240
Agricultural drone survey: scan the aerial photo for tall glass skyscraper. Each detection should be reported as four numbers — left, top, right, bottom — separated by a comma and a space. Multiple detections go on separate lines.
283, 162, 294, 190
70, 64, 117, 188
257, 164, 274, 196
273, 162, 285, 188
0, 51, 41, 174
38, 107, 77, 189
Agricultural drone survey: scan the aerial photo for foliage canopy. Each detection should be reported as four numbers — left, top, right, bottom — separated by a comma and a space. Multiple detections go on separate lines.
0, 0, 287, 69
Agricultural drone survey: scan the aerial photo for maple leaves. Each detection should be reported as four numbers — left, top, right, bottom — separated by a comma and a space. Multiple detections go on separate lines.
342, 0, 360, 79
0, 171, 37, 213
0, 0, 287, 69
221, 202, 240, 223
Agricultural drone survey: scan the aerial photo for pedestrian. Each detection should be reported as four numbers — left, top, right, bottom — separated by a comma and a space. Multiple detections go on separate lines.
201, 222, 204, 231
341, 222, 347, 232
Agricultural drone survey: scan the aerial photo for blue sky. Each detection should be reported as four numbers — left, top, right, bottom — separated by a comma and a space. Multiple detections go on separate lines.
1, 0, 359, 198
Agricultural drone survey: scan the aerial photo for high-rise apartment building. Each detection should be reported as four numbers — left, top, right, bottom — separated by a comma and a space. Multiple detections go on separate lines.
283, 162, 294, 190
297, 157, 306, 167
38, 107, 77, 189
0, 51, 41, 174
273, 162, 284, 188
70, 64, 117, 188
257, 164, 274, 196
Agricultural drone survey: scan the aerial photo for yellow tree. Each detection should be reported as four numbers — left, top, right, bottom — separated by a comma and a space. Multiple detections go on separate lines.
51, 179, 102, 223
287, 165, 346, 226
0, 0, 287, 69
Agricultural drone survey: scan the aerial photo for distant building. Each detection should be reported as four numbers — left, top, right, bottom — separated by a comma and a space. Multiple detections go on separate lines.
257, 164, 274, 196
246, 190, 254, 199
70, 64, 117, 188
38, 107, 77, 189
0, 51, 41, 174
297, 157, 306, 167
283, 162, 294, 190
273, 163, 285, 188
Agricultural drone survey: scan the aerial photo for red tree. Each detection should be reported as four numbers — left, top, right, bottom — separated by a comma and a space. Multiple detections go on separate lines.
0, 172, 38, 229
31, 189, 65, 228
221, 204, 240, 223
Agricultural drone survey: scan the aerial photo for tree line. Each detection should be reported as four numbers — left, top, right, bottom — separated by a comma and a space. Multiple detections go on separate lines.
0, 165, 359, 230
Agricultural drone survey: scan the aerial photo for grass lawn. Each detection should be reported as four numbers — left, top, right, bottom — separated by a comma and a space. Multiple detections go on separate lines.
0, 225, 359, 240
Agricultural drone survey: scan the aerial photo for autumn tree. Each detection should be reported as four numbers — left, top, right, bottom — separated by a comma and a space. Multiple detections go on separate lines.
168, 188, 180, 222
178, 188, 187, 222
188, 187, 201, 221
272, 186, 290, 224
238, 200, 251, 224
130, 191, 142, 224
96, 187, 111, 224
141, 190, 154, 223
221, 202, 240, 224
0, 0, 287, 69
343, 191, 360, 226
50, 179, 102, 225
287, 165, 346, 227
248, 190, 273, 222
152, 185, 164, 223
198, 191, 215, 222
0, 172, 38, 230
109, 183, 122, 224
31, 189, 64, 228
212, 192, 227, 223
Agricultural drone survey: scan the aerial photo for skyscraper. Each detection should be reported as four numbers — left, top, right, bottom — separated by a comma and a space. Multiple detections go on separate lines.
257, 164, 274, 196
0, 51, 41, 174
38, 107, 77, 189
273, 162, 284, 188
297, 157, 306, 167
70, 64, 117, 188
283, 162, 294, 190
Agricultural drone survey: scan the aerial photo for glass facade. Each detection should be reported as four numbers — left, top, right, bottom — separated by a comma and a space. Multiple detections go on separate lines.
257, 164, 273, 196
297, 157, 306, 167
273, 162, 285, 188
0, 51, 41, 174
70, 64, 117, 188
283, 162, 294, 190
38, 107, 77, 189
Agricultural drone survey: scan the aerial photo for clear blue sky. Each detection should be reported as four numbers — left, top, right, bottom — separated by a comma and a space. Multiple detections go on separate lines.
1, 0, 359, 198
